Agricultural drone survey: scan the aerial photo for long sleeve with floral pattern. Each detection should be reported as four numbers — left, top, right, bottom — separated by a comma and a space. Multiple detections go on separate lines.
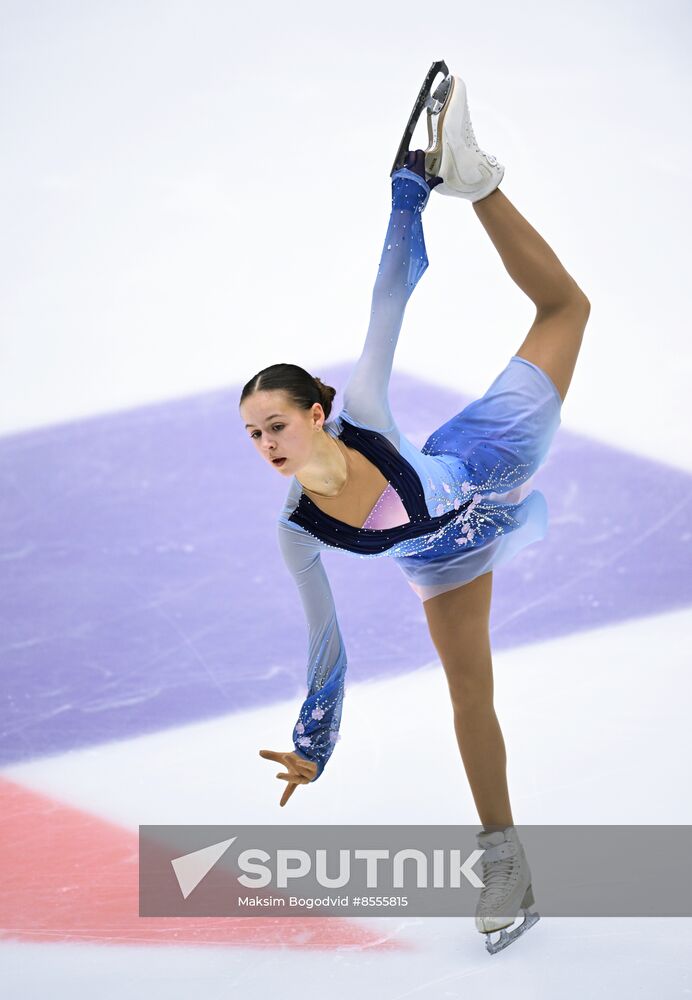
277, 166, 432, 781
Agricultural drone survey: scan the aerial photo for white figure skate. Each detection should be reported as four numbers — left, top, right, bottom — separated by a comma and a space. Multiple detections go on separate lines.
425, 74, 505, 202
475, 825, 540, 955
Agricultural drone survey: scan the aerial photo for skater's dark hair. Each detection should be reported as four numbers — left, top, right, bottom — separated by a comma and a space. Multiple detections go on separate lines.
239, 363, 337, 421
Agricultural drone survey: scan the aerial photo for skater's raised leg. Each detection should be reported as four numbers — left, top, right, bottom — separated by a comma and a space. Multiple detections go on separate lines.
472, 187, 590, 403
425, 71, 590, 403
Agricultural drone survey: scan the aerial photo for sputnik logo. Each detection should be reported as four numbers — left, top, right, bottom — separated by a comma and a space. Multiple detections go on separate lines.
171, 836, 237, 899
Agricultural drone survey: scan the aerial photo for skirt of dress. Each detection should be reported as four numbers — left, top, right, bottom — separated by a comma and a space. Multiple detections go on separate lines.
395, 354, 563, 602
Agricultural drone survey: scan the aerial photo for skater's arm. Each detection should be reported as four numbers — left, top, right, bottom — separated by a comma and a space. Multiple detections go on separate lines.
341, 166, 431, 436
273, 520, 348, 784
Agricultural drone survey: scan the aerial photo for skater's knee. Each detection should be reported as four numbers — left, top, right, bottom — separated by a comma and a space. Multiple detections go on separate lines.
573, 284, 591, 315
449, 678, 494, 714
536, 283, 590, 320
442, 651, 495, 712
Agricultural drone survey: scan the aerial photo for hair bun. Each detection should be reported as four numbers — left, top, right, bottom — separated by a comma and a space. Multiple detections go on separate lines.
313, 376, 336, 416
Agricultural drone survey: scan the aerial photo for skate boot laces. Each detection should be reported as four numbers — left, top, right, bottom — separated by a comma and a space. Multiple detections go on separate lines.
464, 115, 499, 167
478, 840, 520, 905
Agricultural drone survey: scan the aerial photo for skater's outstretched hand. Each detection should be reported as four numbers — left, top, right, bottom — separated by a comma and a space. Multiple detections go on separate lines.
259, 748, 318, 807
405, 149, 443, 190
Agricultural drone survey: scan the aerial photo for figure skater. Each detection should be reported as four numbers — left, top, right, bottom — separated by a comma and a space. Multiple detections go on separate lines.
239, 71, 590, 953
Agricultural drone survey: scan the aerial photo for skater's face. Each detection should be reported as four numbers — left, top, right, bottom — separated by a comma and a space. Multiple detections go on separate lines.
241, 390, 324, 476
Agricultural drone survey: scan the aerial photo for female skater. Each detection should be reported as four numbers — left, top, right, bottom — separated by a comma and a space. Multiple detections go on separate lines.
239, 73, 590, 952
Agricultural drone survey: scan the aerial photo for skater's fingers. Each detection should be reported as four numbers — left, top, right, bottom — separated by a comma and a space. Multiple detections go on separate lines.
286, 770, 309, 783
260, 749, 289, 763
261, 749, 316, 782
293, 759, 317, 778
294, 768, 316, 783
287, 752, 318, 778
404, 150, 443, 191
280, 781, 299, 807
413, 151, 443, 189
278, 770, 308, 783
405, 149, 427, 179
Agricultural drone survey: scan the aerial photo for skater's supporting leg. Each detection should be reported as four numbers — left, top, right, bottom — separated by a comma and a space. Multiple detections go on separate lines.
423, 571, 514, 832
472, 188, 590, 403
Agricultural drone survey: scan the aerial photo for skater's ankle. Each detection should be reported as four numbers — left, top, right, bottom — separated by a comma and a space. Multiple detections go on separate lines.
480, 821, 514, 834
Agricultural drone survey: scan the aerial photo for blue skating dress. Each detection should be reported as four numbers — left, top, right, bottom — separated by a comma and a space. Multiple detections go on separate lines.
276, 167, 562, 780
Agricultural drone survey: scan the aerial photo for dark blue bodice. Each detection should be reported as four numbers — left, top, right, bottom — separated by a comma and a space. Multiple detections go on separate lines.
287, 419, 469, 555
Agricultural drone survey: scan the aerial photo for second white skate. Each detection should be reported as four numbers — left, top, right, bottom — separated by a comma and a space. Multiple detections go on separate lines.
475, 825, 541, 955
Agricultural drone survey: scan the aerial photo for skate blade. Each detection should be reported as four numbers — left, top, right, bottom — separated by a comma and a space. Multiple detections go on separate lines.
390, 59, 449, 178
424, 75, 454, 177
484, 909, 540, 955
